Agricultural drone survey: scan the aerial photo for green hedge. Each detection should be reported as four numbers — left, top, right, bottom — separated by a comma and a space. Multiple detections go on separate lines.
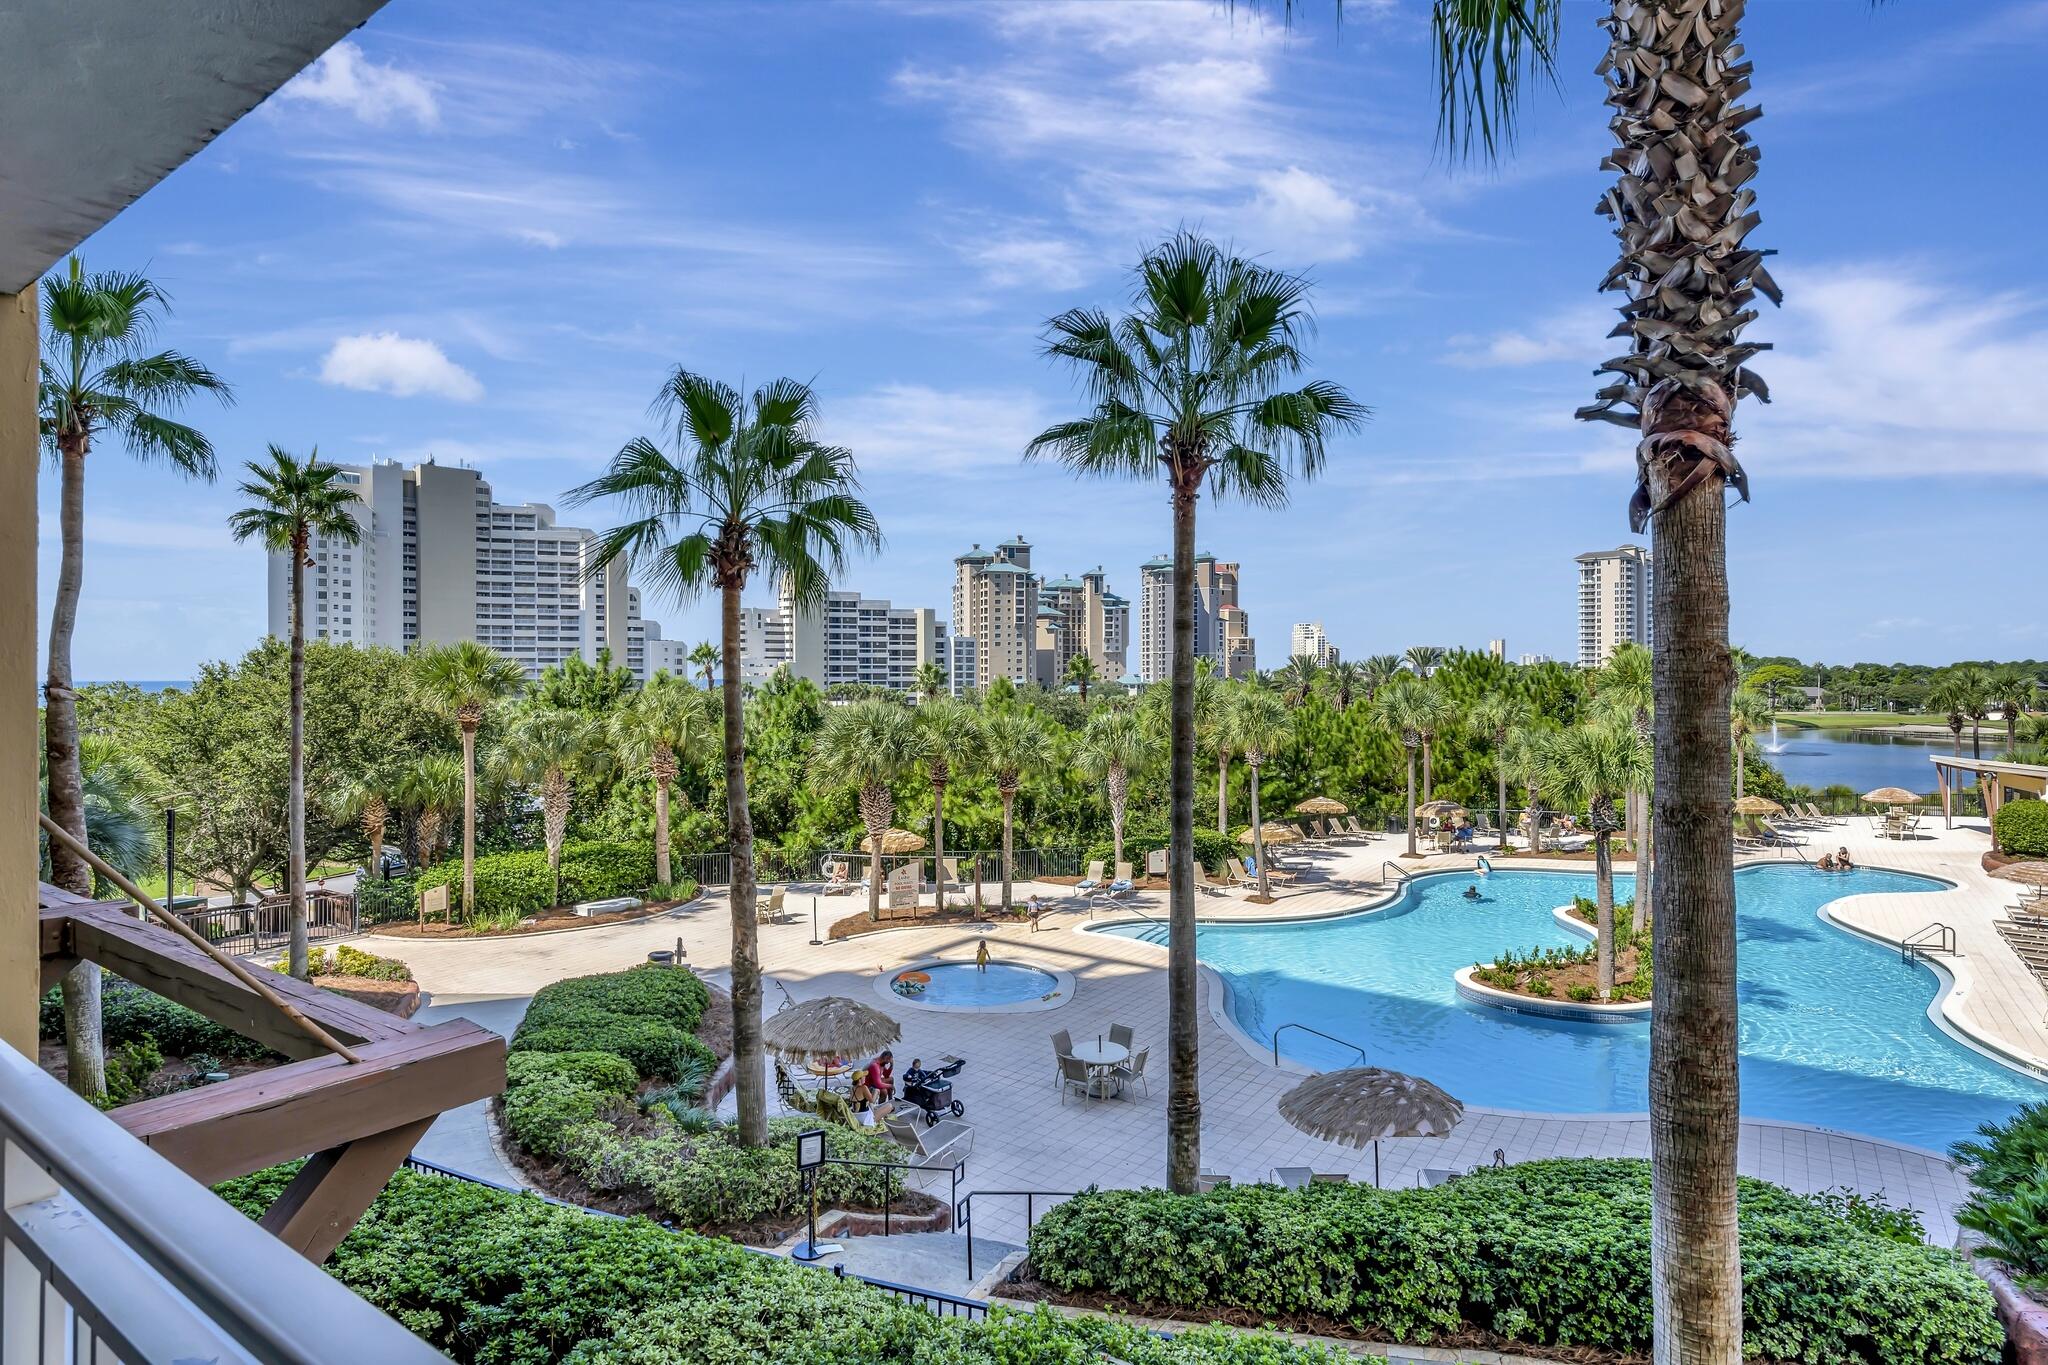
509, 965, 715, 1083
1085, 825, 1239, 876
503, 1052, 641, 1156
1954, 1100, 2048, 1284
212, 1164, 1346, 1365
416, 841, 656, 919
356, 872, 419, 925
40, 972, 273, 1062
1027, 1160, 2001, 1364
1995, 799, 2048, 857
519, 965, 709, 1034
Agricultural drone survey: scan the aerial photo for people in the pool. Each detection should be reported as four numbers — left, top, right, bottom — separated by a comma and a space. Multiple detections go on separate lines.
1463, 884, 1482, 901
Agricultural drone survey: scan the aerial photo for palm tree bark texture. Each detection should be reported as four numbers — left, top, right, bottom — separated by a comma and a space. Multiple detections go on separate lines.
1165, 460, 1202, 1194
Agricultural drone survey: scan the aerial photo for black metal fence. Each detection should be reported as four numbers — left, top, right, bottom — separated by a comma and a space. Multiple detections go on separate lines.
689, 846, 1087, 888
177, 889, 357, 957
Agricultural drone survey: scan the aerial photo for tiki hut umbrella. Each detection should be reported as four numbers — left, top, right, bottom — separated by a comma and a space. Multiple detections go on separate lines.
1415, 799, 1468, 821
1278, 1066, 1464, 1188
1992, 862, 2048, 892
1294, 796, 1349, 816
1237, 822, 1303, 845
1862, 787, 1920, 807
860, 828, 927, 855
761, 996, 901, 1064
1731, 795, 1783, 816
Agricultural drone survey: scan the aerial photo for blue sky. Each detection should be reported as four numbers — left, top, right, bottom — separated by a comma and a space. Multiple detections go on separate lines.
49, 0, 2048, 680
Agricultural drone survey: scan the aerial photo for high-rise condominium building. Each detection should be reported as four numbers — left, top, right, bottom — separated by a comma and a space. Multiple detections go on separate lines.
263, 459, 669, 680
1576, 544, 1653, 668
1290, 621, 1337, 667
951, 536, 1038, 690
736, 579, 946, 694
1138, 552, 1256, 682
1039, 565, 1130, 684
1487, 638, 1506, 661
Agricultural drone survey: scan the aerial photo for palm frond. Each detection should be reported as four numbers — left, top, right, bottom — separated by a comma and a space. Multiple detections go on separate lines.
1431, 0, 1564, 162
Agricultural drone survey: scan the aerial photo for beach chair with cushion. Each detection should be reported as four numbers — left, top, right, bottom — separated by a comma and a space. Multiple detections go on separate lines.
1759, 819, 1807, 848
884, 1111, 974, 1173
1243, 855, 1298, 886
1074, 861, 1106, 894
1110, 861, 1134, 891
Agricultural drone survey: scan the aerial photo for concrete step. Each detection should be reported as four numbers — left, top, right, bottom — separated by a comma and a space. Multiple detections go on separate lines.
785, 1228, 1019, 1299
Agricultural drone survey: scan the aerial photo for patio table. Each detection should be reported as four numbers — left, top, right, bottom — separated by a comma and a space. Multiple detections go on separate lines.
1071, 1040, 1129, 1098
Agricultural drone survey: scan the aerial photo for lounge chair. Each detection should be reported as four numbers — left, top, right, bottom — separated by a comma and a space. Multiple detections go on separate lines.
1111, 1046, 1151, 1099
1193, 864, 1228, 896
1196, 1173, 1231, 1193
1243, 855, 1298, 886
1759, 819, 1807, 847
883, 1111, 974, 1173
822, 860, 856, 893
1300, 821, 1322, 841
1109, 861, 1135, 892
755, 884, 786, 923
1345, 816, 1375, 839
774, 1062, 816, 1114
1214, 859, 1248, 890
1074, 860, 1107, 894
937, 856, 961, 908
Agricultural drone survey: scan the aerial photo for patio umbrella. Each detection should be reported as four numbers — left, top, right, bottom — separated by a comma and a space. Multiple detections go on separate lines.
859, 828, 927, 855
1277, 1066, 1464, 1188
761, 996, 901, 1063
1237, 822, 1303, 845
1415, 800, 1468, 820
1294, 796, 1349, 816
1993, 862, 2048, 890
1862, 787, 1920, 807
1731, 795, 1783, 816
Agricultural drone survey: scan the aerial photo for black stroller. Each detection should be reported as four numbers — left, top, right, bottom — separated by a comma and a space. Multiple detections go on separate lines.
898, 1056, 966, 1127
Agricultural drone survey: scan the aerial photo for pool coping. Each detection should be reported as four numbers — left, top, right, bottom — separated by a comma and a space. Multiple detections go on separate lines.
872, 954, 1076, 1015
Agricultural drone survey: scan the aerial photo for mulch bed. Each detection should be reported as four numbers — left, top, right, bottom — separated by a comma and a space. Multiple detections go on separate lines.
40, 1040, 277, 1095
369, 894, 698, 939
319, 975, 420, 1017
829, 906, 1028, 940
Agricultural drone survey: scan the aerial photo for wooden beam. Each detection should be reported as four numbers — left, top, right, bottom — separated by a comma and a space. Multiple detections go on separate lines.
111, 1021, 503, 1186
258, 1117, 434, 1263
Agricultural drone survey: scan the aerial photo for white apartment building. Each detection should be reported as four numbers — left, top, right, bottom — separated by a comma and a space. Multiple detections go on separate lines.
951, 537, 1038, 690
1290, 621, 1337, 667
263, 459, 673, 680
1138, 552, 1256, 682
1575, 544, 1653, 668
735, 579, 945, 694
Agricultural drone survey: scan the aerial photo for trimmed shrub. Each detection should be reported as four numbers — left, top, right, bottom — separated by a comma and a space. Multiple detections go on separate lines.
520, 965, 709, 1035
416, 841, 656, 919
1995, 799, 2048, 857
269, 944, 414, 982
41, 973, 273, 1062
502, 1050, 640, 1155
510, 966, 714, 1082
1086, 825, 1239, 876
511, 1018, 714, 1084
1027, 1159, 2002, 1364
506, 1049, 639, 1095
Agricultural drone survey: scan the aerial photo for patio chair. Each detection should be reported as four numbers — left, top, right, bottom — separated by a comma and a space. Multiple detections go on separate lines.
1108, 1023, 1134, 1051
1310, 1172, 1351, 1185
1058, 1054, 1098, 1106
1242, 855, 1298, 886
755, 884, 786, 923
1300, 821, 1322, 841
822, 860, 856, 893
1075, 860, 1106, 894
1111, 1046, 1150, 1099
1193, 864, 1228, 896
1346, 816, 1375, 839
1109, 861, 1135, 892
1050, 1029, 1074, 1088
774, 1062, 816, 1114
1196, 1172, 1232, 1193
883, 1111, 974, 1174
1759, 819, 1807, 847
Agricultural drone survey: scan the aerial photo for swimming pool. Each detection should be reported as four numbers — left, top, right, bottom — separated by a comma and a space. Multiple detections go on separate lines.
885, 960, 1065, 1011
1099, 865, 2046, 1150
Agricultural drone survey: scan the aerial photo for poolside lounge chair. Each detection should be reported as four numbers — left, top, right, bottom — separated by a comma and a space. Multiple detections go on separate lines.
1213, 859, 1248, 891
1301, 821, 1323, 841
822, 860, 856, 893
1108, 861, 1135, 893
1193, 864, 1228, 896
1074, 861, 1106, 894
884, 1111, 974, 1173
755, 885, 786, 923
774, 1062, 816, 1114
1759, 819, 1807, 848
1346, 816, 1375, 839
938, 856, 961, 907
1196, 1173, 1232, 1193
1242, 855, 1298, 886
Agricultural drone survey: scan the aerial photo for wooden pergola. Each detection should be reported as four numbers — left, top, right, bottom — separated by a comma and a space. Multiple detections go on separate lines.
1928, 754, 2048, 829
39, 883, 503, 1261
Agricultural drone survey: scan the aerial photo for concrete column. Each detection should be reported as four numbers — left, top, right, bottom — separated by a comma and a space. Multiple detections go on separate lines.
0, 290, 39, 1054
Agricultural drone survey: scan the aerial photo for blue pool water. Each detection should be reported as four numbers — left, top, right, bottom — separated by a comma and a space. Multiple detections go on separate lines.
1100, 866, 2045, 1150
892, 961, 1058, 1007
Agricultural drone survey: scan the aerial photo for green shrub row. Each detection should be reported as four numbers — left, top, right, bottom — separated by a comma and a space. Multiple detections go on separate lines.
1995, 799, 2048, 857
40, 972, 274, 1062
416, 841, 656, 919
503, 1051, 641, 1155
213, 1164, 1346, 1365
509, 966, 716, 1084
1954, 1100, 2048, 1286
268, 944, 414, 982
1086, 823, 1240, 877
1027, 1159, 2001, 1365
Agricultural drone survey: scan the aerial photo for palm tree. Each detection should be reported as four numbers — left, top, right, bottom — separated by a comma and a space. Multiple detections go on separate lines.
1539, 720, 1649, 999
1064, 652, 1100, 702
980, 710, 1054, 914
1506, 725, 1548, 856
689, 640, 718, 690
1594, 641, 1656, 929
570, 372, 878, 1148
1326, 660, 1365, 711
1947, 664, 1995, 760
1029, 232, 1364, 1194
413, 642, 527, 920
1191, 662, 1231, 835
1078, 706, 1150, 872
1403, 645, 1445, 679
41, 737, 160, 898
811, 699, 920, 921
1360, 654, 1402, 701
1369, 675, 1430, 859
913, 659, 948, 703
500, 705, 602, 908
226, 446, 360, 979
397, 754, 464, 871
914, 698, 982, 909
611, 673, 714, 886
1927, 672, 1974, 757
1276, 654, 1322, 708
1413, 681, 1453, 802
1729, 690, 1771, 802
336, 770, 403, 879
1468, 691, 1530, 854
38, 259, 232, 1097
1991, 667, 2033, 753
1219, 687, 1292, 899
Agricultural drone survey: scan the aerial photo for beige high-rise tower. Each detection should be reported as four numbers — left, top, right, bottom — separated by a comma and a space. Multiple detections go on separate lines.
950, 536, 1039, 690
1575, 544, 1653, 668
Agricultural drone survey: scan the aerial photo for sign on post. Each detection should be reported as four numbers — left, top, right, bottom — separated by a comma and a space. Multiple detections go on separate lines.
422, 883, 450, 924
886, 862, 919, 914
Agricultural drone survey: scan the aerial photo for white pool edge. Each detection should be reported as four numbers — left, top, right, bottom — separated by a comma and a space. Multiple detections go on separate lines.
872, 955, 1078, 1015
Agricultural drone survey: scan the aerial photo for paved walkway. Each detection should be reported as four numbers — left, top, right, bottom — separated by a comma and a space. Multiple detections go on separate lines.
362, 811, 2040, 1253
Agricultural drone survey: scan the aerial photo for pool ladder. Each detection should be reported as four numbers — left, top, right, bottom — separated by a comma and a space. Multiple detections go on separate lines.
1379, 860, 1411, 888
1271, 1022, 1368, 1069
1901, 922, 1956, 963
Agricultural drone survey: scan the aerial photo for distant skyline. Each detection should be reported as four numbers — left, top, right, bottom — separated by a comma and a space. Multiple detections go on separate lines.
40, 0, 2048, 680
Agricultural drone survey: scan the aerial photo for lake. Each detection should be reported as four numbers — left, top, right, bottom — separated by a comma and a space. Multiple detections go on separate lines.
1764, 724, 2006, 794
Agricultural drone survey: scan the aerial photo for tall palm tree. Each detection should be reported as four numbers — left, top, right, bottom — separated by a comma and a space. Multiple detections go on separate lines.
811, 699, 920, 921
1078, 705, 1150, 872
1992, 666, 2034, 753
1539, 719, 1649, 999
1064, 652, 1100, 702
914, 697, 982, 909
1948, 664, 1995, 760
1403, 645, 1445, 679
500, 705, 602, 908
38, 259, 231, 1097
1219, 687, 1292, 899
1276, 654, 1322, 708
413, 642, 526, 921
1595, 640, 1656, 930
689, 640, 719, 690
1191, 662, 1231, 835
611, 672, 714, 886
1468, 691, 1531, 853
1369, 675, 1430, 860
226, 446, 360, 979
913, 659, 948, 703
1728, 690, 1771, 802
1506, 725, 1548, 856
1926, 672, 1974, 757
41, 737, 160, 898
1360, 654, 1402, 701
1413, 680, 1453, 802
980, 710, 1054, 914
570, 372, 878, 1149
1029, 232, 1365, 1195
397, 754, 464, 871
336, 770, 403, 880
1326, 660, 1366, 711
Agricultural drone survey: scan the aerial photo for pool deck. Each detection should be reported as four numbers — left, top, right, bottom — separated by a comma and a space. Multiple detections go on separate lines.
365, 811, 2037, 1254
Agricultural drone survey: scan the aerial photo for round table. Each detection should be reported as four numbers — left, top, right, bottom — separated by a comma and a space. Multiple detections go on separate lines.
1070, 1041, 1129, 1097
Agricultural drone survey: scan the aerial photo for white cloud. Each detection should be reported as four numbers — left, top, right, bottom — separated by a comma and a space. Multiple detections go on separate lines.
276, 41, 439, 128
1441, 304, 1613, 368
318, 333, 483, 402
829, 384, 1050, 472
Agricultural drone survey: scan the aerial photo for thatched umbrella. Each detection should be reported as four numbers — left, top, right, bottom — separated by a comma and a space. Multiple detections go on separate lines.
1294, 796, 1349, 816
1731, 795, 1783, 816
1278, 1066, 1464, 1188
1415, 799, 1468, 820
1237, 822, 1302, 845
1862, 787, 1920, 807
761, 996, 900, 1064
1993, 862, 2048, 891
860, 828, 926, 855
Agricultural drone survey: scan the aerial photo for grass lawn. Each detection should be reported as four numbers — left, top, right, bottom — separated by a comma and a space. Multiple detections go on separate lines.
1777, 711, 1945, 731
132, 858, 359, 902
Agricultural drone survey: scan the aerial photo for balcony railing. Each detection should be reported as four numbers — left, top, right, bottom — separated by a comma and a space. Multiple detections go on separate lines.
0, 1042, 443, 1364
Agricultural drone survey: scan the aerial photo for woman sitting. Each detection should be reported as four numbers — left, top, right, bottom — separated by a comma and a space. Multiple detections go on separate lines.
1835, 847, 1855, 872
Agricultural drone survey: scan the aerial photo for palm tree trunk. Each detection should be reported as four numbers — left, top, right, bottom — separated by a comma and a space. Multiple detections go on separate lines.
1635, 792, 1653, 936
721, 576, 767, 1147
654, 776, 672, 886
1496, 757, 1508, 859
460, 725, 477, 920
1250, 761, 1269, 899
931, 777, 948, 910
1422, 740, 1433, 802
1216, 751, 1229, 835
1165, 475, 1201, 1195
999, 789, 1015, 912
1733, 747, 1744, 800
287, 527, 310, 979
1402, 747, 1418, 858
1972, 721, 1982, 760
866, 795, 885, 923
48, 435, 103, 1098
1645, 383, 1743, 1365
1594, 829, 1615, 1000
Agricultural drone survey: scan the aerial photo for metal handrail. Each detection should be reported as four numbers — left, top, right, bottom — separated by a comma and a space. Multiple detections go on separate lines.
1902, 922, 1957, 962
1, 1043, 440, 1363
818, 1154, 961, 1238
1090, 894, 1162, 925
1380, 860, 1411, 887
953, 1188, 1081, 1281
1271, 1022, 1368, 1069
